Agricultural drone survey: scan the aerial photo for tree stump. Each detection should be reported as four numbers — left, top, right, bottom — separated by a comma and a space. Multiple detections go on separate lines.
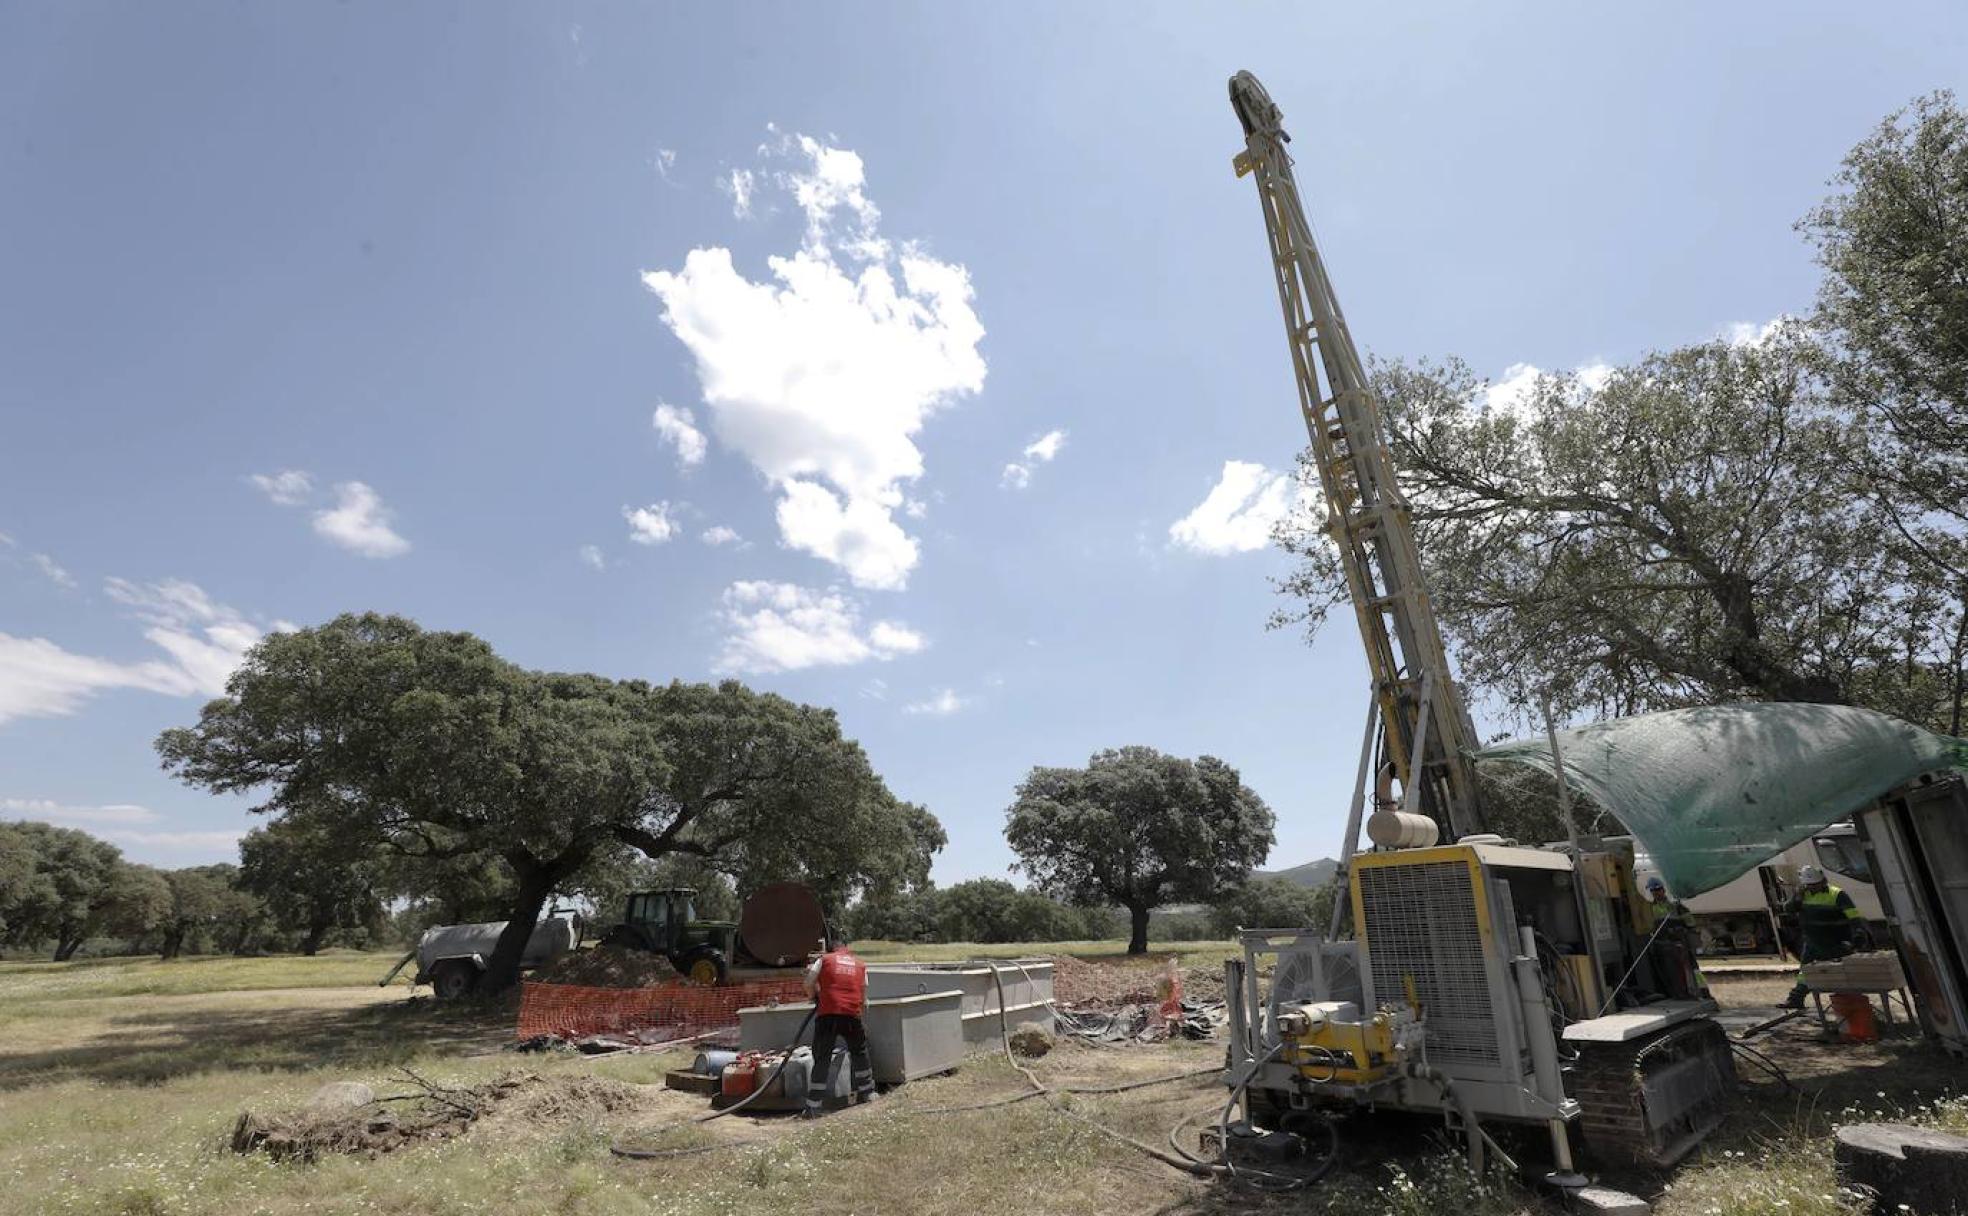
1834, 1122, 1968, 1214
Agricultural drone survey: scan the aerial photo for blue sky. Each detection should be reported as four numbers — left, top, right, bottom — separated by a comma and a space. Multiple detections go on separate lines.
3, 3, 1964, 883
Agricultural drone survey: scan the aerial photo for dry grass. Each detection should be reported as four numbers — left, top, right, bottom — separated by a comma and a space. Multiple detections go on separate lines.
5, 949, 1966, 1216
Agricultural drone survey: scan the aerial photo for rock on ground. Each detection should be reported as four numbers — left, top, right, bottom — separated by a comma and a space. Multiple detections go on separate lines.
1008, 1022, 1055, 1057
1834, 1121, 1968, 1214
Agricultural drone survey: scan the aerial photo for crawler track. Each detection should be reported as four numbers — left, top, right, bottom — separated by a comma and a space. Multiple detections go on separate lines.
1572, 1018, 1735, 1168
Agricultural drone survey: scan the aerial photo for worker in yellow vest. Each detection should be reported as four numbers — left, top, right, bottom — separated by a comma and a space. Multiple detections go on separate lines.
1781, 865, 1865, 1010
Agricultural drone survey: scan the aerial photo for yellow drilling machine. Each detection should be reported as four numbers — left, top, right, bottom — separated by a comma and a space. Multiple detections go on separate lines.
1217, 71, 1735, 1184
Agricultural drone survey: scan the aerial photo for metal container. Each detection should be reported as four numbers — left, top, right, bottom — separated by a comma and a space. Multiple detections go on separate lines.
692, 1049, 737, 1076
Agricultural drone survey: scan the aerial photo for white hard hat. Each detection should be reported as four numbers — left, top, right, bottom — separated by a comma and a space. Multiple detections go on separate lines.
1798, 865, 1824, 886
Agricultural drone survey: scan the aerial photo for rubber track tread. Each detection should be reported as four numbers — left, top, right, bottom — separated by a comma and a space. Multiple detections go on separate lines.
1571, 1018, 1734, 1168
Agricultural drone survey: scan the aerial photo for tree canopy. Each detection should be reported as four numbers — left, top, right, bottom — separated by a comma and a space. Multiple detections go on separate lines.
158, 613, 940, 989
237, 814, 387, 955
1005, 747, 1274, 954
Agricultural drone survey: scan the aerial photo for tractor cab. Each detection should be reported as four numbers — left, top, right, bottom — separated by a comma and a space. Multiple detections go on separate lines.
602, 887, 739, 985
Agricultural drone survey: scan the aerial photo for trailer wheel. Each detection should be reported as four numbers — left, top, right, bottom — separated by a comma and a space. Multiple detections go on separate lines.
431, 960, 479, 1001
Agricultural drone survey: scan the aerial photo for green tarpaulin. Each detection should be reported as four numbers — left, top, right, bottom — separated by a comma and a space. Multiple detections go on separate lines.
1478, 703, 1968, 897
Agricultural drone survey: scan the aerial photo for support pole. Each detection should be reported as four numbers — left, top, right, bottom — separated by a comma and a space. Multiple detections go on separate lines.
1328, 698, 1379, 939
1541, 697, 1578, 846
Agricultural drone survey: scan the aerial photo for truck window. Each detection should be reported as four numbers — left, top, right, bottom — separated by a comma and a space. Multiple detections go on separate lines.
1813, 835, 1873, 884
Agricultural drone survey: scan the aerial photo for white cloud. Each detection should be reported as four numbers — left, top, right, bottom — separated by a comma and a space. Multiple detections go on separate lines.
1002, 427, 1067, 489
104, 577, 267, 697
31, 553, 76, 590
312, 482, 410, 558
624, 503, 679, 545
653, 402, 708, 466
701, 525, 744, 547
1723, 317, 1787, 348
642, 131, 986, 590
1169, 460, 1293, 556
859, 677, 889, 701
249, 469, 315, 506
713, 581, 926, 674
110, 829, 243, 851
1024, 429, 1067, 462
722, 168, 756, 218
578, 544, 606, 571
0, 577, 271, 725
0, 530, 13, 546
773, 480, 916, 591
903, 688, 965, 716
1476, 359, 1617, 422
655, 148, 677, 181
0, 798, 159, 826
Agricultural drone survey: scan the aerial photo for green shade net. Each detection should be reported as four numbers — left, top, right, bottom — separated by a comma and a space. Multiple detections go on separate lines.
1477, 703, 1968, 897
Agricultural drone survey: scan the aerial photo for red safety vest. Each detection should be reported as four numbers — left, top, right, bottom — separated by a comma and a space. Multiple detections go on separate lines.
815, 949, 866, 1017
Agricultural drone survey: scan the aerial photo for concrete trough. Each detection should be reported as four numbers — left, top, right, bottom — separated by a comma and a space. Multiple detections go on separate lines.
866, 960, 1056, 1045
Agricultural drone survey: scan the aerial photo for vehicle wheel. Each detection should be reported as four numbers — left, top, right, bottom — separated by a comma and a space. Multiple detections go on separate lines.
431, 960, 479, 1001
680, 949, 728, 987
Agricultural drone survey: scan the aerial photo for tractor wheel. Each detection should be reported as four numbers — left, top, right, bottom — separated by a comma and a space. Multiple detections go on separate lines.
680, 949, 729, 987
430, 960, 479, 1001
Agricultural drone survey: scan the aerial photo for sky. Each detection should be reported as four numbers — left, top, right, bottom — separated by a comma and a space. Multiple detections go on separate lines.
3, 3, 1965, 884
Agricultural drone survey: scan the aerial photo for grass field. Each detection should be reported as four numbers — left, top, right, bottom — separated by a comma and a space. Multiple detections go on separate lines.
3, 950, 1967, 1215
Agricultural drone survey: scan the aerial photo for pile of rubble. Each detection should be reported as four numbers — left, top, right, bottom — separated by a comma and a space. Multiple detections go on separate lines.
530, 945, 679, 988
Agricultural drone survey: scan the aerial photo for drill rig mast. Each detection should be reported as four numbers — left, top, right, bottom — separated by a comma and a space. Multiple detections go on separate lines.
1218, 71, 1734, 1179
1229, 70, 1484, 844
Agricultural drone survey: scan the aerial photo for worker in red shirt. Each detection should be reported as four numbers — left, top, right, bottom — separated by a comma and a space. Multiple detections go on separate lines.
801, 939, 875, 1117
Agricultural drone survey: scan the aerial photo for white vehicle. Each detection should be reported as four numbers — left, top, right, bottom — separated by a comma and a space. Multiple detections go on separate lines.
386, 911, 581, 999
1635, 824, 1885, 957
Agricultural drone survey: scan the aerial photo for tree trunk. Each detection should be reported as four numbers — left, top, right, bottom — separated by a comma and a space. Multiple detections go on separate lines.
479, 861, 558, 994
53, 936, 81, 962
160, 928, 184, 960
301, 920, 329, 956
1127, 904, 1151, 956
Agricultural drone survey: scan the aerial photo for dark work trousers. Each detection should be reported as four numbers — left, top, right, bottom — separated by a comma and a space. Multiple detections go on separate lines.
805, 1013, 876, 1112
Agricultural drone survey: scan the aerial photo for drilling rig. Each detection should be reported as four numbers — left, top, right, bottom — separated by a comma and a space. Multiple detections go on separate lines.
1219, 71, 1735, 1177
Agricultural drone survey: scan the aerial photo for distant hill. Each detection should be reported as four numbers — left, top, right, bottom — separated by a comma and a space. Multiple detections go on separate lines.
1256, 858, 1339, 889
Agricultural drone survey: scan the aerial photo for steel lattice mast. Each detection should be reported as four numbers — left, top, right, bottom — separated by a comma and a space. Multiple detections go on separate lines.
1229, 70, 1485, 842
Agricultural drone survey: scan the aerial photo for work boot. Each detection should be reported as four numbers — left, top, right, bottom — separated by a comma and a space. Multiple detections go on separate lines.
797, 1105, 824, 1120
855, 1089, 878, 1106
1780, 989, 1807, 1011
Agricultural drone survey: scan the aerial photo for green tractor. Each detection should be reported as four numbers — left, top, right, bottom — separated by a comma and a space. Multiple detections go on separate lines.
597, 882, 829, 986
599, 888, 738, 986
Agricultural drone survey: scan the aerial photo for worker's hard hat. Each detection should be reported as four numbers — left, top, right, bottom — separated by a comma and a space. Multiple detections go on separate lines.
1645, 876, 1667, 894
1798, 865, 1825, 886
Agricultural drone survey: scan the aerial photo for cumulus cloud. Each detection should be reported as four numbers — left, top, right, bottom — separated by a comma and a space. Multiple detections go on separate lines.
653, 403, 708, 467
578, 544, 607, 571
1723, 316, 1787, 348
1480, 360, 1615, 420
313, 482, 410, 558
1001, 427, 1068, 490
642, 132, 986, 590
249, 469, 315, 506
1169, 460, 1294, 556
701, 525, 744, 547
903, 688, 965, 716
624, 503, 679, 545
714, 581, 925, 674
0, 578, 272, 726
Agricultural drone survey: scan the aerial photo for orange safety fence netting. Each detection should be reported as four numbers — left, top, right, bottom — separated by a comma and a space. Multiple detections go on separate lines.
516, 978, 809, 1042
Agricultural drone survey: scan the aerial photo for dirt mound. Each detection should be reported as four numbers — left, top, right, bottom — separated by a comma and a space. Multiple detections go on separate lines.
230, 1070, 533, 1163
532, 946, 678, 988
504, 1075, 641, 1121
1048, 955, 1166, 1007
